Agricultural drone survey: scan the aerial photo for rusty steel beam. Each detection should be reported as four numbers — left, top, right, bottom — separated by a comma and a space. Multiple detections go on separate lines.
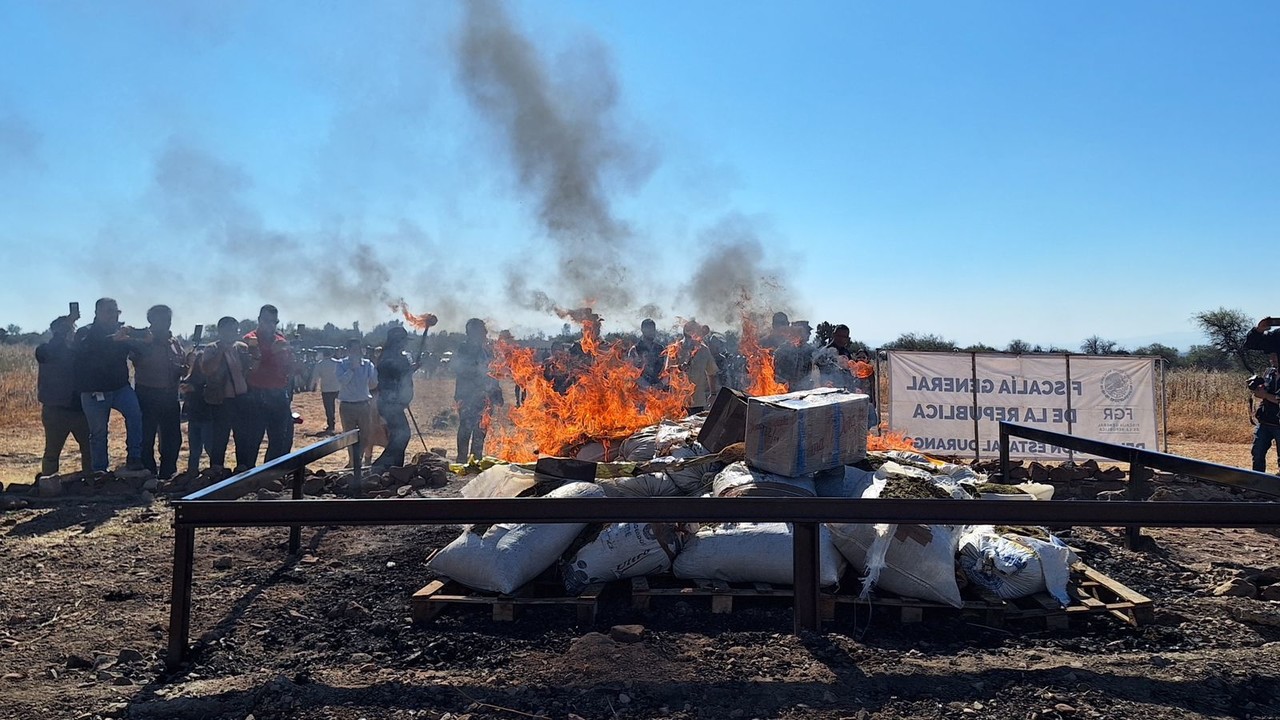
171, 496, 1278, 529
181, 430, 359, 502
1000, 422, 1280, 498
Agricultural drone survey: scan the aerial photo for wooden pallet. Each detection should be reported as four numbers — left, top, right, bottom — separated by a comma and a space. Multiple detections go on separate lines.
411, 577, 606, 624
830, 562, 1154, 630
629, 576, 839, 622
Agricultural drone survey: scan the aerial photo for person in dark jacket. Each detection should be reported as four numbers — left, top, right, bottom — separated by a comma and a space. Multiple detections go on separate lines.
132, 304, 186, 479
453, 318, 501, 462
74, 298, 145, 474
1245, 317, 1280, 473
199, 316, 251, 470
372, 326, 419, 470
35, 315, 90, 478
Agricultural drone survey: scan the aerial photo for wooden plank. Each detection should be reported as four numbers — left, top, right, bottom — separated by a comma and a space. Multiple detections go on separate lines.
1074, 563, 1153, 605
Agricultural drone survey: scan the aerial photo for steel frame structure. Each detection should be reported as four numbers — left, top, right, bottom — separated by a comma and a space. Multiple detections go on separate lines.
166, 423, 1279, 670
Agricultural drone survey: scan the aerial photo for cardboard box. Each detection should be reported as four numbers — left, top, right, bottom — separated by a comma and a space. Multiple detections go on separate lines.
697, 387, 750, 453
745, 388, 869, 476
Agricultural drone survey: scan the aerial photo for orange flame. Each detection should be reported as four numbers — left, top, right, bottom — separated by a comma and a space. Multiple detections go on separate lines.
852, 360, 875, 379
488, 320, 694, 461
739, 315, 788, 396
867, 429, 917, 451
388, 299, 438, 331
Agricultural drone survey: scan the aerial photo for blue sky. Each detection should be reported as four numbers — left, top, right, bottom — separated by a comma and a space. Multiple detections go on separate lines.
1, 1, 1276, 350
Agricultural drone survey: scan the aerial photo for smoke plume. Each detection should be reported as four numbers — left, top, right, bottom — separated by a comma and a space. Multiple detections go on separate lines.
681, 213, 791, 327
456, 0, 656, 314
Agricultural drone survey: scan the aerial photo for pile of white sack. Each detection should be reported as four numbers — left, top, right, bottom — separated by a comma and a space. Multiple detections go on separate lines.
428, 420, 1076, 608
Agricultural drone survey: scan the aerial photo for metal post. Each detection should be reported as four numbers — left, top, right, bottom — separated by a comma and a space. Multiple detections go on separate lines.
352, 432, 364, 496
289, 466, 304, 555
166, 524, 195, 670
999, 422, 1010, 481
1126, 461, 1148, 549
792, 522, 821, 633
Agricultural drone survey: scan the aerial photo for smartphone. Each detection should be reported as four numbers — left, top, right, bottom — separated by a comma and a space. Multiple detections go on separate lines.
193, 324, 204, 343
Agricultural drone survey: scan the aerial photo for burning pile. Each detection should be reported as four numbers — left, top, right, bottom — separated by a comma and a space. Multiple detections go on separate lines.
427, 387, 1076, 610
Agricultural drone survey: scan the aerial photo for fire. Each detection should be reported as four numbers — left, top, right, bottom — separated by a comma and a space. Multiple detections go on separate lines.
388, 299, 438, 331
867, 429, 917, 452
852, 360, 875, 379
487, 320, 695, 461
739, 315, 788, 396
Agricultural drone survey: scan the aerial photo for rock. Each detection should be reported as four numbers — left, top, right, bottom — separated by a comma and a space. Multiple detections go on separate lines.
618, 693, 631, 704
101, 701, 129, 717
263, 479, 285, 493
1212, 578, 1257, 598
408, 476, 428, 489
396, 485, 413, 497
1098, 466, 1126, 480
36, 476, 63, 497
1028, 462, 1049, 482
111, 675, 134, 686
1262, 584, 1280, 602
1054, 703, 1077, 714
2, 672, 24, 681
350, 652, 373, 664
388, 466, 417, 484
609, 625, 645, 643
1232, 604, 1280, 627
116, 648, 145, 664
142, 478, 159, 492
65, 654, 93, 669
302, 477, 325, 495
1096, 490, 1126, 502
213, 557, 233, 570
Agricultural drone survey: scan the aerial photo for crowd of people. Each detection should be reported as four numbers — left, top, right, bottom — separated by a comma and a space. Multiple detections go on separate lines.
34, 299, 878, 481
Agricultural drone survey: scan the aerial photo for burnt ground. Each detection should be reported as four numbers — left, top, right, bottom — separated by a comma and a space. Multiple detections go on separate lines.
1, 475, 1279, 720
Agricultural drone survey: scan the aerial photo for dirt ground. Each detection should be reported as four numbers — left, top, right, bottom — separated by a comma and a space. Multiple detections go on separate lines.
1, 380, 1279, 719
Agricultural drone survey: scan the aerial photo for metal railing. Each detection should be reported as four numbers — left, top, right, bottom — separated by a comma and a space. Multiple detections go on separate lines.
998, 422, 1280, 547
167, 427, 1279, 670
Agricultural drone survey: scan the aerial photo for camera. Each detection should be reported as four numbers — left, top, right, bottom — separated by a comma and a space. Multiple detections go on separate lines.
1248, 375, 1266, 392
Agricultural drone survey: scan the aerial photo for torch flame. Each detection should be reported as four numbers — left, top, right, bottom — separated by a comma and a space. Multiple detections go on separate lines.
388, 299, 438, 331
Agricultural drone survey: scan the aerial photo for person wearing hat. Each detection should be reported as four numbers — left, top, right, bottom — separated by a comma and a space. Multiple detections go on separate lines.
35, 315, 91, 478
372, 325, 419, 470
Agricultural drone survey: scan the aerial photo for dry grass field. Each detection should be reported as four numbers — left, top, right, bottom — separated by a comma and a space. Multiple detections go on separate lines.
0, 344, 1261, 486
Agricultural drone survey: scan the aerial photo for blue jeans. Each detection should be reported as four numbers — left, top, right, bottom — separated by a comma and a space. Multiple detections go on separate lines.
187, 417, 213, 473
374, 400, 410, 469
1252, 423, 1280, 473
80, 386, 143, 472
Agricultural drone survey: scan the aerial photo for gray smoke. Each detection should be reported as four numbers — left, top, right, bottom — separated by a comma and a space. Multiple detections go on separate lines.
143, 136, 440, 324
456, 0, 656, 314
681, 213, 791, 327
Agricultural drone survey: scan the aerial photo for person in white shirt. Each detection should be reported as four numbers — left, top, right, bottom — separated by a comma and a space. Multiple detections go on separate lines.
314, 348, 341, 434
335, 337, 379, 468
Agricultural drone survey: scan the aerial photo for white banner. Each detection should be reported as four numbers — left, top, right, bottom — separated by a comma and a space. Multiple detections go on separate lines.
887, 351, 1159, 460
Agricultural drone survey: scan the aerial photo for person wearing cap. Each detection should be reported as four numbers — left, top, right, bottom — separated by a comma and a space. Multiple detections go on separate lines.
372, 325, 419, 470
667, 320, 720, 414
73, 298, 146, 474
761, 311, 791, 349
35, 315, 90, 478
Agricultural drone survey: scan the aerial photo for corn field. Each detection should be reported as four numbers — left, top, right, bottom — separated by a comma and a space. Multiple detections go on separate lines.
0, 344, 37, 423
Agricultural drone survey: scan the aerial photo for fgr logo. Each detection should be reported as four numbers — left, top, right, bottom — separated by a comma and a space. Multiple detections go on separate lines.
1100, 369, 1134, 402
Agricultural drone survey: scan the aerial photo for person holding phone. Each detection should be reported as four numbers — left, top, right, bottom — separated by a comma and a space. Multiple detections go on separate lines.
132, 304, 186, 479
73, 298, 145, 475
36, 315, 90, 478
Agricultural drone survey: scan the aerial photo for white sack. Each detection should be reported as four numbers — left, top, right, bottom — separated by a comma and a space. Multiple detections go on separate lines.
595, 472, 681, 498
459, 464, 536, 499
827, 475, 964, 607
564, 522, 683, 593
672, 522, 845, 587
426, 482, 605, 594
958, 526, 1076, 604
712, 461, 815, 498
815, 466, 876, 498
